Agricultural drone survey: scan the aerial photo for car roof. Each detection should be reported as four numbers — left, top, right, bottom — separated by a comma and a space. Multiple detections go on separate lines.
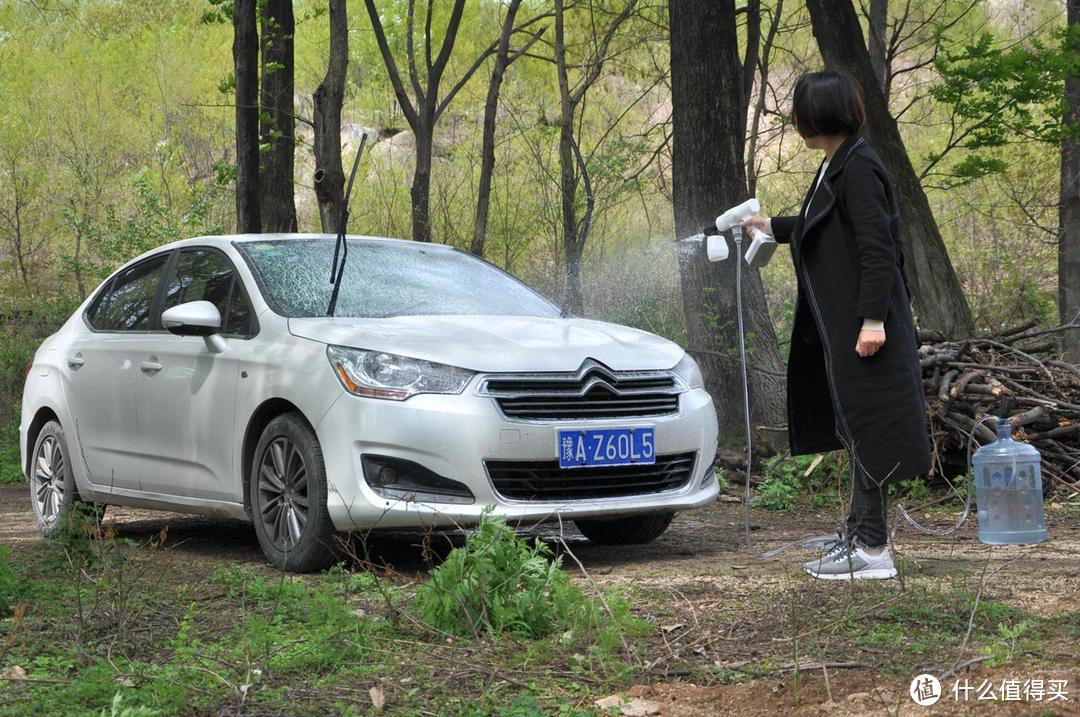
168, 233, 454, 251
113, 233, 458, 271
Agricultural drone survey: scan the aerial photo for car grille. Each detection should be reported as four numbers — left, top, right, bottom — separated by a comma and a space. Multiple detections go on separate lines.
480, 362, 682, 420
486, 452, 696, 501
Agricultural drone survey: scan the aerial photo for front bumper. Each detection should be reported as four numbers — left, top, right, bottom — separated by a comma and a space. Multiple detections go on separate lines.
315, 381, 719, 530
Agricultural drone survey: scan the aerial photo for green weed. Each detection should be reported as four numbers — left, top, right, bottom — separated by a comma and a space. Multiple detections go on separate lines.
0, 545, 18, 615
416, 515, 580, 637
754, 452, 848, 511
100, 693, 159, 717
981, 619, 1037, 667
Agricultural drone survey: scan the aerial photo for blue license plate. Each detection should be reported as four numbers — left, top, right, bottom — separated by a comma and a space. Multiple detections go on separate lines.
558, 428, 655, 469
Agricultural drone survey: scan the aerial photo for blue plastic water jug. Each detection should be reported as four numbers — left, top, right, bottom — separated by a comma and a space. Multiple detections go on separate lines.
972, 417, 1049, 545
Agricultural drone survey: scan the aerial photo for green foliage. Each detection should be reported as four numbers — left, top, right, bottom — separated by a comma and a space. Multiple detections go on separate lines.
981, 619, 1036, 667
754, 452, 848, 511
0, 418, 22, 484
714, 467, 731, 492
929, 26, 1080, 184
895, 476, 932, 502
100, 693, 159, 717
417, 515, 574, 637
63, 156, 231, 287
200, 0, 234, 24
416, 515, 624, 641
0, 544, 18, 616
754, 455, 801, 511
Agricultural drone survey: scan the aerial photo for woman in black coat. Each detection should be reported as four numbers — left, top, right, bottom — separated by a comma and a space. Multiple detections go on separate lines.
743, 70, 931, 580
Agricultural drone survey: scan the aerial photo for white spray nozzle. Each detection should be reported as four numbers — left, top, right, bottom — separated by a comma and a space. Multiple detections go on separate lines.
706, 235, 729, 262
715, 198, 760, 233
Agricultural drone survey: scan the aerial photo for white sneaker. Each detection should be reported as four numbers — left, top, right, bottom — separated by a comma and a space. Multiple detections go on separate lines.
803, 538, 897, 580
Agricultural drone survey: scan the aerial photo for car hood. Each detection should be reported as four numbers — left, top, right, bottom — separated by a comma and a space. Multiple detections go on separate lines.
288, 315, 684, 372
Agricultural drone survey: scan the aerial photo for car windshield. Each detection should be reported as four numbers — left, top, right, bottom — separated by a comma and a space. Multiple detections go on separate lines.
236, 238, 560, 319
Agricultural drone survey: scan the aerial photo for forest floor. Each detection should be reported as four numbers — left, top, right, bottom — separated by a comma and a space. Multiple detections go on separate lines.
1, 480, 1078, 716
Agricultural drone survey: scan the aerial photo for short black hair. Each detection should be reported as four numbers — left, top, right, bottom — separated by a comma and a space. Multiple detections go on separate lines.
792, 70, 866, 138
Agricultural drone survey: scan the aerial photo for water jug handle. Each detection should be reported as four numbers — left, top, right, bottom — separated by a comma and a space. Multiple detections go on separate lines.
997, 397, 1015, 418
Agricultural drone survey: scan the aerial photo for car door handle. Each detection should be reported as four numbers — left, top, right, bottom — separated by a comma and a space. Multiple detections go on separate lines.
67, 355, 85, 369
140, 360, 162, 374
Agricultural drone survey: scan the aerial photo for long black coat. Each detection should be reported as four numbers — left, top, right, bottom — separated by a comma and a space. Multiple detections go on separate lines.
771, 133, 931, 489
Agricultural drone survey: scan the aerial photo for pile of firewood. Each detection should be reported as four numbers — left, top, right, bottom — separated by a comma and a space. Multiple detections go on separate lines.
919, 319, 1080, 493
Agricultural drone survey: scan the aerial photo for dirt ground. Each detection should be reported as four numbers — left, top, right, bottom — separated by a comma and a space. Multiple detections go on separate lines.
2, 481, 1079, 716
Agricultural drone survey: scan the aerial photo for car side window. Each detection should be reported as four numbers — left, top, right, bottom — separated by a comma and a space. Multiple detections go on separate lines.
92, 254, 170, 332
162, 250, 233, 317
162, 248, 255, 337
225, 281, 254, 336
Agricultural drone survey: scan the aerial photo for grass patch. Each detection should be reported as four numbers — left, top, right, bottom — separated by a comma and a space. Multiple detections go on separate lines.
0, 417, 22, 485
0, 516, 645, 716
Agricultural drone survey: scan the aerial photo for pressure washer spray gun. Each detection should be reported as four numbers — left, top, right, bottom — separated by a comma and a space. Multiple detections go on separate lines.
679, 197, 778, 269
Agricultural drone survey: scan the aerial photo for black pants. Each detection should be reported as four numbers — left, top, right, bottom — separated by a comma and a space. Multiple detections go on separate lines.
846, 461, 889, 548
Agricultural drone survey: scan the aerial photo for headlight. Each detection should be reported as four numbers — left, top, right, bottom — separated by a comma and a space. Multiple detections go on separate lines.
327, 345, 474, 400
672, 353, 704, 389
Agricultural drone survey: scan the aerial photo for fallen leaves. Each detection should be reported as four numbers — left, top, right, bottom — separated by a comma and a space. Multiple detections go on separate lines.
0, 665, 26, 680
369, 685, 386, 712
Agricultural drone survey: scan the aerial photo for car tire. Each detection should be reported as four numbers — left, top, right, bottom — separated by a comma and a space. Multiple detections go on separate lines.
29, 421, 104, 536
250, 412, 336, 572
574, 512, 675, 545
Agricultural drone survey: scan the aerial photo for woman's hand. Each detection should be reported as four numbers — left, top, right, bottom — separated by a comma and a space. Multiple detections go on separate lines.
855, 328, 886, 357
741, 215, 772, 235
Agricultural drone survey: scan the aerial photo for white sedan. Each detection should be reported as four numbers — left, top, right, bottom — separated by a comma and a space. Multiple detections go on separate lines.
20, 234, 719, 571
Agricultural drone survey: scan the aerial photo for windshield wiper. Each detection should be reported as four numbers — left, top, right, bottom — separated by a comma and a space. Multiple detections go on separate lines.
327, 133, 368, 317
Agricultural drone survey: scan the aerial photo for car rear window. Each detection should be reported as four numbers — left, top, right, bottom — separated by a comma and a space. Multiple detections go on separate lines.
236, 238, 560, 319
88, 254, 170, 331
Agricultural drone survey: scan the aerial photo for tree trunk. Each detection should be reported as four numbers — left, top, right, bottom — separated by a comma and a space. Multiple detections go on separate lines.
1061, 0, 1080, 360
868, 0, 889, 97
233, 0, 261, 233
670, 0, 787, 450
740, 0, 760, 139
313, 0, 348, 234
412, 113, 434, 243
806, 0, 974, 338
259, 0, 298, 232
558, 119, 582, 313
471, 0, 524, 257
554, 0, 580, 313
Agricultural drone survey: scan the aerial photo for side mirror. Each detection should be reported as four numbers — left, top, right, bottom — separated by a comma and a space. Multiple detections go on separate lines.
161, 301, 228, 353
161, 301, 222, 337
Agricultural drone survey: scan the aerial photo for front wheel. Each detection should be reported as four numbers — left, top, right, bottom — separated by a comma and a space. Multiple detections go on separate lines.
250, 413, 336, 572
29, 421, 104, 536
574, 512, 675, 545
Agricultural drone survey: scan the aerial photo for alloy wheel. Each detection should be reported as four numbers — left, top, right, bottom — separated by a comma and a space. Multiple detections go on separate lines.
32, 435, 65, 527
257, 436, 310, 551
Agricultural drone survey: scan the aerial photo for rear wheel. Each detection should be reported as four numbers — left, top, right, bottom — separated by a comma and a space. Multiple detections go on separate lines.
575, 512, 675, 545
29, 421, 104, 536
250, 413, 336, 572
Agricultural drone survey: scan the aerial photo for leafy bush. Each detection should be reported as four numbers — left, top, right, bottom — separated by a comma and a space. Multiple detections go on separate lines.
0, 544, 18, 615
895, 476, 933, 501
0, 417, 22, 484
416, 516, 591, 638
100, 692, 159, 717
754, 452, 849, 511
